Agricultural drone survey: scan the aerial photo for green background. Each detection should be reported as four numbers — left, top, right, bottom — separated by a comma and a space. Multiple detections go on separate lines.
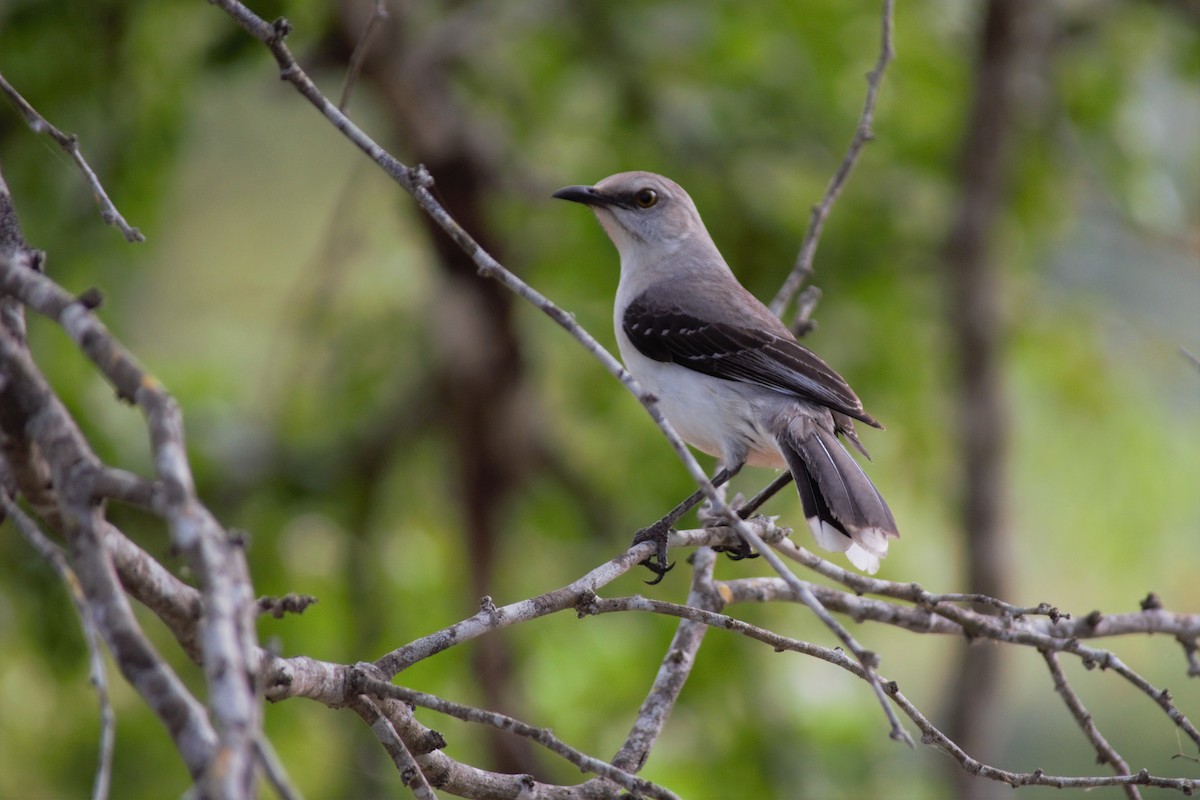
1, 1, 1197, 798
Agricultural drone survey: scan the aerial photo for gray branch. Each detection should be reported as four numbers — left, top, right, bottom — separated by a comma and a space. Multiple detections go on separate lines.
1, 2, 1193, 797
1, 493, 115, 800
0, 72, 144, 242
769, 0, 895, 319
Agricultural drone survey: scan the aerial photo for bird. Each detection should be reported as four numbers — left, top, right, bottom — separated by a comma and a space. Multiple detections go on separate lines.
553, 170, 898, 577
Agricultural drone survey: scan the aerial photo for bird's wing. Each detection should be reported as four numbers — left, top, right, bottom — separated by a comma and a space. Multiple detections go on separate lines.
623, 294, 880, 427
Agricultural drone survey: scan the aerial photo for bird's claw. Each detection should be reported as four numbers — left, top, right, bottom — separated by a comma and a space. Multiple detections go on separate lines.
632, 520, 675, 585
712, 538, 759, 561
712, 508, 760, 561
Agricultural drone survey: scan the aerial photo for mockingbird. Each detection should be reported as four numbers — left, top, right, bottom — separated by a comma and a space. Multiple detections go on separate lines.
554, 171, 898, 577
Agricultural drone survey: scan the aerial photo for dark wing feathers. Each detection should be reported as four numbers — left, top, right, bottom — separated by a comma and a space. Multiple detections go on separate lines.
623, 296, 879, 427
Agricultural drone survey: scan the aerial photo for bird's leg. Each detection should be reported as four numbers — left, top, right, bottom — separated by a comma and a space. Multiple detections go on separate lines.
713, 471, 796, 561
632, 466, 737, 584
696, 481, 733, 528
737, 472, 795, 519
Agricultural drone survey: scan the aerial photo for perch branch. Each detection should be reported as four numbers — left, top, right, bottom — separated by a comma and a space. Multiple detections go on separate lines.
208, 0, 908, 739
587, 585, 1199, 796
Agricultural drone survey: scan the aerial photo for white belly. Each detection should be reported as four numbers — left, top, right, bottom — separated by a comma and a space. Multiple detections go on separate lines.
616, 330, 786, 469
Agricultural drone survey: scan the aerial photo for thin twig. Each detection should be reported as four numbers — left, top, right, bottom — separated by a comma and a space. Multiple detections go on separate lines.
611, 548, 723, 772
92, 467, 160, 509
769, 0, 894, 318
0, 72, 144, 243
338, 0, 389, 112
590, 588, 1198, 796
374, 539, 654, 677
0, 249, 266, 794
1041, 650, 1139, 800
885, 683, 1198, 794
1181, 346, 1200, 375
587, 588, 875, 672
923, 593, 1065, 622
1, 493, 115, 800
719, 576, 959, 634
351, 697, 438, 800
732, 520, 914, 746
0, 318, 219, 778
201, 1, 1200, 791
355, 676, 682, 800
255, 734, 305, 800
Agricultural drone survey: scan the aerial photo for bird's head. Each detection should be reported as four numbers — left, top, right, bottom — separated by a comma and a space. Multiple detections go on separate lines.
553, 171, 708, 261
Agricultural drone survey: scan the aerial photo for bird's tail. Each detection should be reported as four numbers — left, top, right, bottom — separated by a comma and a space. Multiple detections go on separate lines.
778, 416, 898, 574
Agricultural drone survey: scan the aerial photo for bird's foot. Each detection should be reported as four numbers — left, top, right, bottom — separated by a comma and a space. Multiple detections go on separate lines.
631, 520, 675, 585
711, 505, 761, 561
712, 536, 758, 561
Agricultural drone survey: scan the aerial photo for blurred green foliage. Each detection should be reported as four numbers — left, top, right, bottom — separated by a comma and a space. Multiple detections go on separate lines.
1, 1, 1198, 798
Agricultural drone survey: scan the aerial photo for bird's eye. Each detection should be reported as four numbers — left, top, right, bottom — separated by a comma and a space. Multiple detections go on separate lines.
634, 188, 658, 208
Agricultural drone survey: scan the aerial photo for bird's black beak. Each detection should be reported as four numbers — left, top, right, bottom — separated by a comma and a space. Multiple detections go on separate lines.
552, 185, 614, 207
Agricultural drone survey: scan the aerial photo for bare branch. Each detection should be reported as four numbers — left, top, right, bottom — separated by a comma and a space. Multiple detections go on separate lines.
1180, 636, 1200, 678
886, 683, 1197, 794
370, 523, 779, 681
1041, 650, 1139, 800
0, 248, 264, 795
338, 0, 389, 112
188, 2, 1200, 794
772, 538, 1200, 747
719, 575, 960, 635
769, 0, 895, 318
923, 593, 1065, 622
0, 72, 144, 242
255, 734, 305, 800
611, 548, 722, 772
193, 13, 919, 749
589, 583, 1199, 796
789, 285, 823, 338
257, 593, 319, 619
0, 316, 218, 778
584, 582, 871, 672
727, 519, 914, 745
374, 543, 650, 677
360, 696, 638, 800
92, 467, 161, 510
351, 697, 438, 800
1, 493, 115, 800
104, 520, 204, 660
355, 673, 682, 800
1181, 346, 1200, 374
